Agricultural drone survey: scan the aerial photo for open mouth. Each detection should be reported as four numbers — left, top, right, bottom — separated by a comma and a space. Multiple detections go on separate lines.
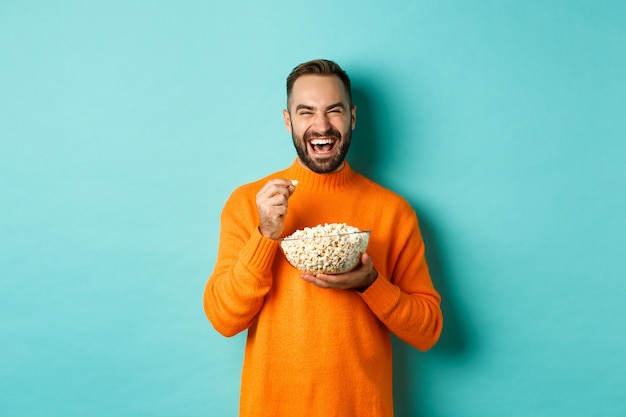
308, 137, 338, 155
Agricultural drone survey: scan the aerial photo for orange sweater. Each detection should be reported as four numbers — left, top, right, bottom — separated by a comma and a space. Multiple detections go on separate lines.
204, 160, 442, 417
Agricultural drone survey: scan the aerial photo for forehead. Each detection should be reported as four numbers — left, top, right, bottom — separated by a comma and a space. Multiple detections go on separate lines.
289, 75, 348, 109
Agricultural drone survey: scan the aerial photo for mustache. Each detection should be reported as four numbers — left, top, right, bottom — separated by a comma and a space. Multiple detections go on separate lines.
304, 127, 342, 141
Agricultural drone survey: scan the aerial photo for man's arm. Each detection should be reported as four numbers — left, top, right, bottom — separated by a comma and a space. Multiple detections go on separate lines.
204, 224, 279, 337
359, 213, 443, 351
203, 180, 296, 337
299, 205, 442, 351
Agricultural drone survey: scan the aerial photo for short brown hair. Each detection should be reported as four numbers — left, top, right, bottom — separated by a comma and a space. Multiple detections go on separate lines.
286, 59, 352, 107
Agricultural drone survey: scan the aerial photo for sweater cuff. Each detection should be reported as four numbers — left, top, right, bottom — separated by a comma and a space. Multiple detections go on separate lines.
239, 228, 280, 274
358, 274, 401, 315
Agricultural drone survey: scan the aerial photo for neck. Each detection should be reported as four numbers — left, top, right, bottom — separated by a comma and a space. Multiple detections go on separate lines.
286, 159, 355, 193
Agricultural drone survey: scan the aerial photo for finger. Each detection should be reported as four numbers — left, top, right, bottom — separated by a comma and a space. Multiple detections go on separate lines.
260, 186, 290, 205
265, 179, 297, 198
271, 205, 288, 218
301, 273, 346, 290
259, 205, 288, 222
262, 178, 295, 191
257, 186, 289, 209
301, 274, 331, 289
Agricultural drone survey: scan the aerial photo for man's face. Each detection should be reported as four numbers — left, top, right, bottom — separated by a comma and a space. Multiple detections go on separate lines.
283, 75, 356, 174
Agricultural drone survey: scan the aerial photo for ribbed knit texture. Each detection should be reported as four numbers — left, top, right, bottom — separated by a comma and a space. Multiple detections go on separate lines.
204, 160, 443, 417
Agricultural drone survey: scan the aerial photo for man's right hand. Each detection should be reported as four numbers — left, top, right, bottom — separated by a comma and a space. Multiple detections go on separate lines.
256, 179, 297, 239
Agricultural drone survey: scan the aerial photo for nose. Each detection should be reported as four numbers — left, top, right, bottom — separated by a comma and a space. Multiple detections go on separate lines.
312, 112, 331, 131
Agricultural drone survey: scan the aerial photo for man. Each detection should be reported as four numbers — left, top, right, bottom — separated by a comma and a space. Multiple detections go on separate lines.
204, 59, 442, 417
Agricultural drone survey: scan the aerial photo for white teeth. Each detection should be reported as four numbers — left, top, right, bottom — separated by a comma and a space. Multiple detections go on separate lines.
310, 138, 334, 145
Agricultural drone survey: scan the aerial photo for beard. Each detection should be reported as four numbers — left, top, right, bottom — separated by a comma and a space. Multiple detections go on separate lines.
291, 125, 352, 174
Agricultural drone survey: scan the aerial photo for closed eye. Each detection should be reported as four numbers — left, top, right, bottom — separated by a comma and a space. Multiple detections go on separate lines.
326, 103, 345, 114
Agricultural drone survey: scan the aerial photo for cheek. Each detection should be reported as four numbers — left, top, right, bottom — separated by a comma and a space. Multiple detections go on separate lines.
337, 119, 353, 133
292, 121, 311, 137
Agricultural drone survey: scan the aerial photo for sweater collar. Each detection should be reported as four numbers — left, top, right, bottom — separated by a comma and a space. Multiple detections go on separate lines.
284, 159, 357, 192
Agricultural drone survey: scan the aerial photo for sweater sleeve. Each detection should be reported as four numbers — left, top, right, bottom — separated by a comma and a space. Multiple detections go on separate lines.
358, 207, 443, 351
203, 189, 279, 337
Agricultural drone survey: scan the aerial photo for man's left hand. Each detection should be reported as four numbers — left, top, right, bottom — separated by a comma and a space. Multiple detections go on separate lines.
300, 253, 378, 291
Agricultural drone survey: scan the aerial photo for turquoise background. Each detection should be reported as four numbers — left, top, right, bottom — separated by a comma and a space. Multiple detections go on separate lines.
1, 1, 625, 416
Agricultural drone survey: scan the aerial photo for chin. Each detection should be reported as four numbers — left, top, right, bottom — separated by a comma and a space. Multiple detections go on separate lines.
293, 135, 350, 173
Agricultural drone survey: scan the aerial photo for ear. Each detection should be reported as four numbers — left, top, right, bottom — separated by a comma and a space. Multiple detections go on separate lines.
351, 105, 357, 130
283, 109, 292, 133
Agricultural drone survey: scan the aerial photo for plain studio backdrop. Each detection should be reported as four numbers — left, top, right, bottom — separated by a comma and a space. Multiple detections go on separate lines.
1, 1, 624, 416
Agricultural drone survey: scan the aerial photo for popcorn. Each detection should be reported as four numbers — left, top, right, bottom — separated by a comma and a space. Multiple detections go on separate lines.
280, 223, 370, 274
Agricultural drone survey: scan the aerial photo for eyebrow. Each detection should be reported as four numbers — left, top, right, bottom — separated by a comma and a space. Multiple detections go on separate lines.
295, 102, 346, 112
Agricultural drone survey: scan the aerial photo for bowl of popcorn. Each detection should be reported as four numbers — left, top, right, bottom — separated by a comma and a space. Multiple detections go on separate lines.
279, 223, 370, 274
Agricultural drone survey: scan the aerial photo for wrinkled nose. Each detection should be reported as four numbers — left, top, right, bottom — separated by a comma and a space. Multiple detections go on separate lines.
312, 113, 331, 132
